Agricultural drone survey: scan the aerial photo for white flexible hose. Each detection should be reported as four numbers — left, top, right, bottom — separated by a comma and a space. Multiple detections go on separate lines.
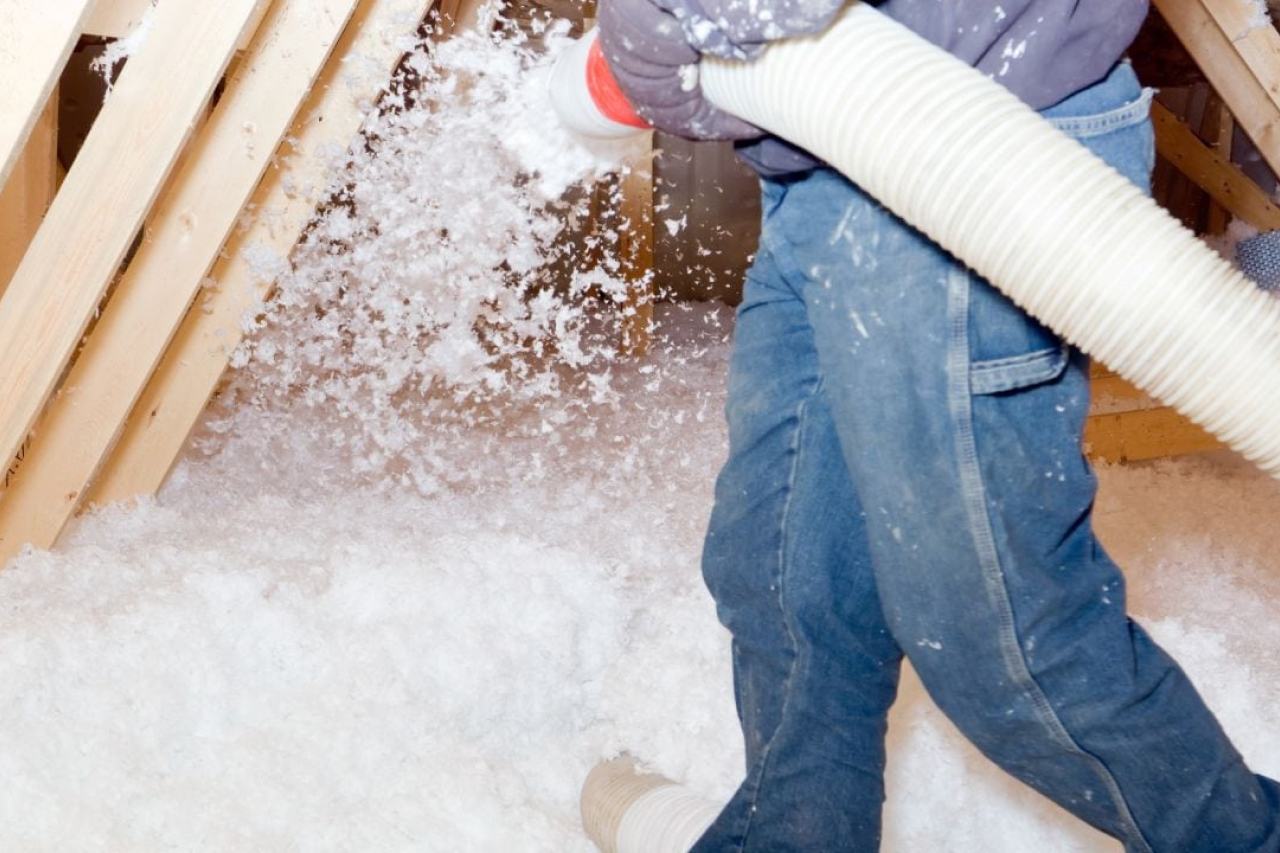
581, 757, 720, 853
697, 1, 1280, 476
616, 786, 721, 850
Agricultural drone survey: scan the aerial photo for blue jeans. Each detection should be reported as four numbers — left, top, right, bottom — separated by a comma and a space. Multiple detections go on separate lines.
693, 63, 1280, 852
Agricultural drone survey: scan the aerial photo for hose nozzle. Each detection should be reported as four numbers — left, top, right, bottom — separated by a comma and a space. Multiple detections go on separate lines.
549, 30, 651, 138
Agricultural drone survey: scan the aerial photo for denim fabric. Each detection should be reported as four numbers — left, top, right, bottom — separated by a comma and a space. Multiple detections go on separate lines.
694, 62, 1280, 853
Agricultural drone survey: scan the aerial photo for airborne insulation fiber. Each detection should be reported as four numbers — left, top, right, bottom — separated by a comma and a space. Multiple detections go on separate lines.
231, 18, 648, 496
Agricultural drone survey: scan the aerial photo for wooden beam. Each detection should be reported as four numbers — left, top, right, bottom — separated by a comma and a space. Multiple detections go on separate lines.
1151, 99, 1280, 232
0, 0, 269, 503
436, 0, 485, 34
1153, 0, 1280, 177
1197, 0, 1280, 96
1089, 373, 1160, 416
86, 1, 270, 50
618, 140, 655, 356
0, 0, 360, 560
83, 0, 153, 38
1200, 90, 1234, 236
0, 0, 95, 187
0, 93, 58, 300
86, 0, 449, 508
1085, 406, 1223, 464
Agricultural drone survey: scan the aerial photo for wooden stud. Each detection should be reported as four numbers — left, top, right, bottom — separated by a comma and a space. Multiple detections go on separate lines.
236, 0, 276, 50
1089, 373, 1161, 417
1154, 0, 1280, 178
0, 0, 360, 560
85, 1, 271, 50
618, 139, 655, 357
1085, 406, 1223, 464
0, 0, 269, 502
436, 0, 485, 35
0, 92, 58, 300
83, 0, 154, 38
1151, 99, 1280, 232
1200, 90, 1235, 237
0, 0, 95, 187
1156, 88, 1207, 230
1197, 0, 1280, 99
86, 0, 450, 508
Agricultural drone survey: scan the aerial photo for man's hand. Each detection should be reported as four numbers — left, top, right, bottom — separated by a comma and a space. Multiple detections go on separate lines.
597, 0, 761, 140
597, 0, 845, 140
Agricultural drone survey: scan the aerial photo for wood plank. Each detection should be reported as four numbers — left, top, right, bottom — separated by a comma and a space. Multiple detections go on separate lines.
83, 0, 153, 38
86, 0, 450, 508
1155, 88, 1206, 230
1154, 0, 1280, 177
436, 0, 484, 34
0, 92, 57, 300
236, 0, 275, 50
1090, 373, 1160, 416
1151, 99, 1280, 232
1085, 406, 1224, 464
0, 0, 95, 187
1200, 90, 1234, 236
0, 0, 359, 560
0, 0, 269, 501
85, 0, 272, 48
1198, 0, 1280, 98
86, 1, 270, 50
619, 139, 655, 356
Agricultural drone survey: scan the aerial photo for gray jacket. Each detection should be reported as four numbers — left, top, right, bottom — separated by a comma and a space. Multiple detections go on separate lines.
598, 0, 1150, 174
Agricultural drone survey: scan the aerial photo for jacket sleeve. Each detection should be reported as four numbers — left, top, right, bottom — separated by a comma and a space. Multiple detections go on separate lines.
596, 0, 845, 140
652, 0, 846, 60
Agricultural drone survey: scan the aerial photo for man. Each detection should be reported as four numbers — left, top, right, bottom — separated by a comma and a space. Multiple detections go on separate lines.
596, 0, 1280, 849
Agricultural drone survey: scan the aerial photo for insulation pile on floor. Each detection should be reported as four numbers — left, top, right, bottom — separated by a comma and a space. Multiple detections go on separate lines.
2, 303, 1277, 849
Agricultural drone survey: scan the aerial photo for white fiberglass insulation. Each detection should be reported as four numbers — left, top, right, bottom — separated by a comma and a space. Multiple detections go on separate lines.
1, 21, 1277, 852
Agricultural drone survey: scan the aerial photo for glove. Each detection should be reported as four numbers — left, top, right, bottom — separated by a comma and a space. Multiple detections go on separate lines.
597, 0, 843, 140
597, 0, 760, 140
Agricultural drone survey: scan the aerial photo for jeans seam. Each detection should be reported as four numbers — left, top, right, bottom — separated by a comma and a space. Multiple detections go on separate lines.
946, 268, 1154, 853
735, 376, 822, 851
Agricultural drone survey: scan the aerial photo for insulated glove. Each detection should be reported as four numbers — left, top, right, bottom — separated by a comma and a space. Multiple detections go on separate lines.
596, 0, 843, 141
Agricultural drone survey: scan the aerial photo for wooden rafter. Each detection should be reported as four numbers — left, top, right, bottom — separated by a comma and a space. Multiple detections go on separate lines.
1153, 0, 1280, 177
84, 0, 455, 511
83, 0, 154, 38
0, 0, 270, 497
0, 0, 95, 186
0, 0, 363, 561
0, 96, 57, 300
1152, 99, 1280, 232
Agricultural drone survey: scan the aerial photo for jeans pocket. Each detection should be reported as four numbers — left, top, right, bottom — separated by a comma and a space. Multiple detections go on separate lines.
1042, 63, 1156, 192
970, 343, 1069, 395
964, 266, 1070, 395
